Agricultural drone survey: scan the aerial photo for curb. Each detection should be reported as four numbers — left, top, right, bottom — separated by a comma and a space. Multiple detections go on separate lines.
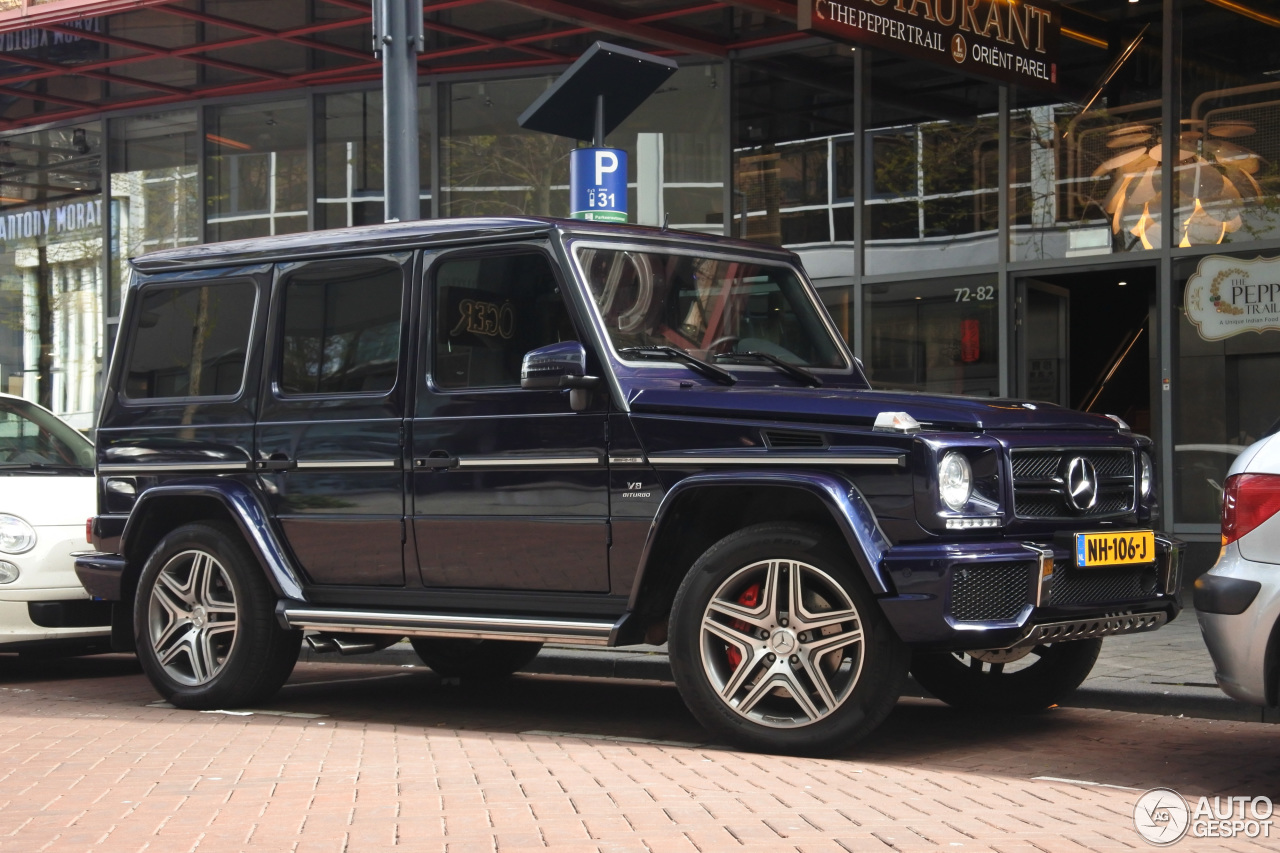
300, 643, 1279, 724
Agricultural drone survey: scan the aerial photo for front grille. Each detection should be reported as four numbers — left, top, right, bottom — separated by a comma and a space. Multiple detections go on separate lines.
1048, 559, 1158, 606
949, 562, 1033, 622
1011, 448, 1135, 520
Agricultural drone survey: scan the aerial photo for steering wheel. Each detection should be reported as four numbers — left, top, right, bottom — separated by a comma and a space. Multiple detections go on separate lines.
706, 336, 740, 355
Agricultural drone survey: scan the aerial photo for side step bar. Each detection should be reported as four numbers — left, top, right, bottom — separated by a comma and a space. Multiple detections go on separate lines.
280, 606, 617, 646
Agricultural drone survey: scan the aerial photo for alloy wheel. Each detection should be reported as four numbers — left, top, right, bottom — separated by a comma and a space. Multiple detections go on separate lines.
147, 548, 239, 686
699, 558, 865, 728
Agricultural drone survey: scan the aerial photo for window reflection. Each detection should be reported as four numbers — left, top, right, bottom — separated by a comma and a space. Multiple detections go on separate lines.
1010, 1, 1163, 260
862, 276, 1000, 396
0, 121, 103, 427
206, 100, 308, 241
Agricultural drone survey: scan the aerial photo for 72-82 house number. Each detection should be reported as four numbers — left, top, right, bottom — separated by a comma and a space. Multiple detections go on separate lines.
587, 189, 616, 209
954, 285, 996, 302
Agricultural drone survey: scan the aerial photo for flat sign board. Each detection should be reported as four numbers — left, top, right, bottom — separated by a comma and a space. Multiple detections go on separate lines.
798, 0, 1060, 91
1185, 255, 1280, 341
570, 148, 628, 223
518, 42, 677, 143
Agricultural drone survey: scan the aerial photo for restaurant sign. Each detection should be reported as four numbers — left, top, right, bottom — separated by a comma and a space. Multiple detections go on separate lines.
798, 0, 1060, 91
1185, 255, 1280, 342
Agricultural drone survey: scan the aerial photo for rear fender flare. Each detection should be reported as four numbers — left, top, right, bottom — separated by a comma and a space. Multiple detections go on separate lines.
627, 471, 893, 613
122, 480, 305, 601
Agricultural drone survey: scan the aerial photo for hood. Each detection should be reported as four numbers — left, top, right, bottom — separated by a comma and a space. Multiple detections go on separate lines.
0, 475, 96, 526
628, 385, 1119, 432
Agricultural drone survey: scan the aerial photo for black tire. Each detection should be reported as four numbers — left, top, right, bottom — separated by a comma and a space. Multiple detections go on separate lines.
409, 637, 543, 678
134, 521, 301, 710
910, 638, 1103, 713
668, 522, 908, 755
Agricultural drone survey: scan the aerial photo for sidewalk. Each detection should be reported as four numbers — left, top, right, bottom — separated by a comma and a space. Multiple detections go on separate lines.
304, 607, 1280, 724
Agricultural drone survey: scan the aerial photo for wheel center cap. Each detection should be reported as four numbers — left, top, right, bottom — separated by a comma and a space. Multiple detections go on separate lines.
769, 629, 796, 655
191, 605, 207, 629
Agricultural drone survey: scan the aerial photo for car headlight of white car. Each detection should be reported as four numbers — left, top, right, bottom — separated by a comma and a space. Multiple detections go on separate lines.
0, 514, 37, 554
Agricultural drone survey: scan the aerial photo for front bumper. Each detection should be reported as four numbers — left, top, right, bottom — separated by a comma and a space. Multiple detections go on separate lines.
876, 533, 1184, 650
0, 598, 110, 648
1195, 546, 1280, 707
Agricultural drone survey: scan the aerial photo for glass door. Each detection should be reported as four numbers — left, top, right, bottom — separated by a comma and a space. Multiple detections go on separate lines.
1017, 280, 1070, 406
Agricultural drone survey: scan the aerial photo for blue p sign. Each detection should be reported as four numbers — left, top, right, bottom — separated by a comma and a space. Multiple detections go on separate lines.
570, 148, 628, 223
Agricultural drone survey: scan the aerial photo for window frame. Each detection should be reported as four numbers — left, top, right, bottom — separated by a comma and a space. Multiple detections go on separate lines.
119, 277, 260, 404
270, 254, 411, 402
425, 244, 581, 395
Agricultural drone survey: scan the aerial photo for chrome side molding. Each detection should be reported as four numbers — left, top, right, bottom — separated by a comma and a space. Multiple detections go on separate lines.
282, 607, 616, 645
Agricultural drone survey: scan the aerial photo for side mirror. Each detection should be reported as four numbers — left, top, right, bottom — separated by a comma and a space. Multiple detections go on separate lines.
520, 341, 600, 411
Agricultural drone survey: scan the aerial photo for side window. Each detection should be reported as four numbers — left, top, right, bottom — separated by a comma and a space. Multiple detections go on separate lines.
434, 252, 578, 390
279, 261, 403, 395
125, 281, 256, 399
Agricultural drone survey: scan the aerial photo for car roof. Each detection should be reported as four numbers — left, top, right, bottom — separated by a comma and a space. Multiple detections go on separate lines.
129, 216, 796, 274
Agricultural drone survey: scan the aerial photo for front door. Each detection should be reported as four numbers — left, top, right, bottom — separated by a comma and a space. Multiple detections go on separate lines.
1016, 279, 1070, 406
411, 247, 610, 592
256, 253, 412, 587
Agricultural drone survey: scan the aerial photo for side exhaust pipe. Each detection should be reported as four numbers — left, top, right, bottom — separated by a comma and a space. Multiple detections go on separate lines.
304, 633, 400, 656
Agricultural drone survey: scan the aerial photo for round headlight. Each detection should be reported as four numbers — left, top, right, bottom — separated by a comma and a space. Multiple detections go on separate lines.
938, 452, 973, 511
1140, 452, 1153, 498
0, 515, 36, 554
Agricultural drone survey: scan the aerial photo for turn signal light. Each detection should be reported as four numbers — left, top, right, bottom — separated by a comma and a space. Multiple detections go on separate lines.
1222, 473, 1280, 545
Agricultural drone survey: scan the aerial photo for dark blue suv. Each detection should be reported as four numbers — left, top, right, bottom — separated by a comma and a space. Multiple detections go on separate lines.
76, 217, 1183, 753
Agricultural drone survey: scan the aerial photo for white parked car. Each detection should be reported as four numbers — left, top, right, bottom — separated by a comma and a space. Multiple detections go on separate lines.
1196, 430, 1280, 707
0, 393, 108, 654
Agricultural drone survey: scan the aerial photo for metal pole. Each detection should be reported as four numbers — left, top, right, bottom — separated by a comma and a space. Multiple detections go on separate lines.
594, 94, 605, 148
374, 0, 423, 223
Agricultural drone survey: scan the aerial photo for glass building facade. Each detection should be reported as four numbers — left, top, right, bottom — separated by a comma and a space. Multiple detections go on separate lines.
2, 0, 1279, 567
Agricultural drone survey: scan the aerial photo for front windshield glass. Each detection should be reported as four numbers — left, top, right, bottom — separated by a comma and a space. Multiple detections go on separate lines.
0, 398, 93, 469
576, 246, 846, 369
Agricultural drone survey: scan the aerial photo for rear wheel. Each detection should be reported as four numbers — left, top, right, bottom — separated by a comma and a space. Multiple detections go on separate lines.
668, 523, 908, 755
409, 637, 543, 678
134, 522, 301, 709
910, 638, 1103, 713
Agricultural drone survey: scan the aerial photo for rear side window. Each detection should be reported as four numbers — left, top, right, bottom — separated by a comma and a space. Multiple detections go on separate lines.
279, 261, 403, 395
125, 281, 256, 399
434, 252, 577, 390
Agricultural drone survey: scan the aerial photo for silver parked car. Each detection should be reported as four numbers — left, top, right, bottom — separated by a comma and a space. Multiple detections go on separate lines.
1196, 431, 1280, 707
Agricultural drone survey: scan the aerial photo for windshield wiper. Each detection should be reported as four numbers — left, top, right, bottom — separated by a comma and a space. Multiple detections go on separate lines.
715, 351, 822, 387
617, 346, 737, 386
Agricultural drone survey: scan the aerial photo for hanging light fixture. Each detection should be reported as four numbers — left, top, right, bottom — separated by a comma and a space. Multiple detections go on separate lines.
1096, 119, 1263, 248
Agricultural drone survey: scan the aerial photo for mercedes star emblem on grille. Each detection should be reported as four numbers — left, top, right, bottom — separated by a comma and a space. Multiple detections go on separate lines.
1065, 456, 1099, 511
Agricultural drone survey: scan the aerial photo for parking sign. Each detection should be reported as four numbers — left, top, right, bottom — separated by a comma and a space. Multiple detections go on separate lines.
570, 148, 627, 223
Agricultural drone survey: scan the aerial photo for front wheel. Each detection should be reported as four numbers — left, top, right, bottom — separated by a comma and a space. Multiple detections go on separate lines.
134, 521, 301, 709
668, 523, 908, 755
910, 638, 1103, 713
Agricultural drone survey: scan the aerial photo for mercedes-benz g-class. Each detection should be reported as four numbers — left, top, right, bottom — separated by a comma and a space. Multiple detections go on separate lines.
76, 217, 1183, 753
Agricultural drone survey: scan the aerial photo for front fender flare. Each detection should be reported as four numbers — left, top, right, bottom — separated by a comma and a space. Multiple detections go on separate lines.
627, 470, 894, 612
122, 480, 306, 601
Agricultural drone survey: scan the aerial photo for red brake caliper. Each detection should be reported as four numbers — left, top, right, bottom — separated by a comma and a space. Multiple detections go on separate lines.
724, 582, 761, 670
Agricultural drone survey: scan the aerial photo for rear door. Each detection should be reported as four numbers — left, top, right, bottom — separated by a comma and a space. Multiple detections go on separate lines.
410, 246, 610, 592
256, 253, 412, 587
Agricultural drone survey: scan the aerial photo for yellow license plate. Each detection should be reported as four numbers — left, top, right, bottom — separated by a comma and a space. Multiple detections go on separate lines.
1074, 530, 1156, 568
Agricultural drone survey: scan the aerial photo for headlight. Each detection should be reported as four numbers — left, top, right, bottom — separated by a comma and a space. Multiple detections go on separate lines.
1139, 452, 1153, 498
0, 515, 36, 554
938, 452, 973, 511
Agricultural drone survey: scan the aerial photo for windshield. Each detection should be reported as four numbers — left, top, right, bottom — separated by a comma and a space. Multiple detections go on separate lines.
575, 246, 847, 370
0, 397, 93, 469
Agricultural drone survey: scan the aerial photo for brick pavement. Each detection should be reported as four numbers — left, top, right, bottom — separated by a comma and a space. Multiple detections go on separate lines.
0, 654, 1276, 853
